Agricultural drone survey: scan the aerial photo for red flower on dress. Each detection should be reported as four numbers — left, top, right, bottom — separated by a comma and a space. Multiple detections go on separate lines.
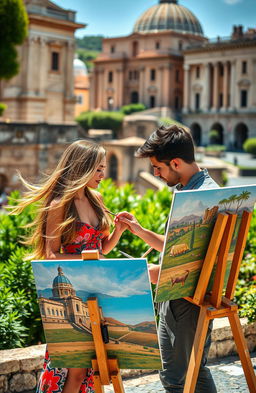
40, 369, 61, 393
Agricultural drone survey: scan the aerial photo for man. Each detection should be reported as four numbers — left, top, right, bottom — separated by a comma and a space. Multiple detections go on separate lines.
116, 125, 218, 393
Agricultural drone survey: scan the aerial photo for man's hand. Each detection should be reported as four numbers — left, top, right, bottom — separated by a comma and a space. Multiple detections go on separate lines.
148, 264, 160, 284
115, 211, 142, 235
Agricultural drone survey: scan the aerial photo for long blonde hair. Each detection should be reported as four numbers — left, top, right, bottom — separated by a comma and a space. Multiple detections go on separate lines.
11, 140, 112, 259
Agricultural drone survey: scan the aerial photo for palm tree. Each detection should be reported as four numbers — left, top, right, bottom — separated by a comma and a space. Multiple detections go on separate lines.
235, 191, 251, 213
219, 198, 229, 211
227, 194, 238, 211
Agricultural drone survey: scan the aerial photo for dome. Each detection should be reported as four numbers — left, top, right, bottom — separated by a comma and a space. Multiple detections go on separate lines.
53, 266, 72, 286
133, 0, 203, 36
74, 56, 88, 76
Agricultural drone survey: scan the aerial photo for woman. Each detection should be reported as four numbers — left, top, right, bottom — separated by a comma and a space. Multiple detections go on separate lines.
12, 140, 127, 393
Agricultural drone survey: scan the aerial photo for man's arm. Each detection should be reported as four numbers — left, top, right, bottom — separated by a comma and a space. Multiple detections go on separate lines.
115, 212, 164, 252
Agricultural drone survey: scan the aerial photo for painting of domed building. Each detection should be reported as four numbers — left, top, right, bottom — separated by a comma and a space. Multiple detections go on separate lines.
38, 266, 94, 331
32, 259, 162, 369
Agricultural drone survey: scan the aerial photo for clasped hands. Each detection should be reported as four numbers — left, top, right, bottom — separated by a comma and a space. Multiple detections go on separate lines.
114, 211, 160, 284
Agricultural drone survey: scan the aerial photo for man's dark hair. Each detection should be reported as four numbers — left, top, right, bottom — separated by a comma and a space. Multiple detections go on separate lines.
135, 125, 195, 163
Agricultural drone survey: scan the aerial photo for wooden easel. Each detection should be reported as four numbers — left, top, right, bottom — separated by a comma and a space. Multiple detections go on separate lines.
81, 250, 125, 393
183, 211, 256, 393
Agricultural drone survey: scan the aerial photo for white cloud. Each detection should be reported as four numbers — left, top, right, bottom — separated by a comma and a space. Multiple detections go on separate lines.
173, 199, 207, 221
224, 0, 242, 4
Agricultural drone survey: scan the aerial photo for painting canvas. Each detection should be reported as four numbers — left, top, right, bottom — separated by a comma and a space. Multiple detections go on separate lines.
31, 258, 162, 370
155, 184, 256, 303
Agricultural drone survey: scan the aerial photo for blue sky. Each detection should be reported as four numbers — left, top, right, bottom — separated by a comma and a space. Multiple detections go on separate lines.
56, 0, 256, 39
171, 184, 256, 221
32, 259, 156, 325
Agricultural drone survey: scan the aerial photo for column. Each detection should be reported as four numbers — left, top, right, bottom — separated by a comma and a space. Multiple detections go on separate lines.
182, 64, 190, 113
229, 60, 236, 111
212, 62, 219, 112
116, 68, 124, 108
139, 66, 145, 105
157, 66, 164, 107
39, 37, 48, 97
163, 64, 172, 108
251, 59, 256, 108
202, 63, 210, 112
26, 36, 37, 94
222, 61, 229, 110
65, 40, 75, 99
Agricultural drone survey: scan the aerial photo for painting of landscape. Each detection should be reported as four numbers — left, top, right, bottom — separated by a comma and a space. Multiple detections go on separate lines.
155, 184, 256, 302
31, 258, 161, 369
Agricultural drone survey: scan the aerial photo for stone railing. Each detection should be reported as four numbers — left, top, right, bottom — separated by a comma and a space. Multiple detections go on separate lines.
0, 318, 255, 393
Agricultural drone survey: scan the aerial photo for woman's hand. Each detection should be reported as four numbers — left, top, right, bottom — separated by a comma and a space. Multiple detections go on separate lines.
115, 212, 142, 235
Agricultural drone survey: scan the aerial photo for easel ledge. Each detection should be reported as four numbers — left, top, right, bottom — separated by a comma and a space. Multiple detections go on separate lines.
184, 211, 256, 393
81, 250, 125, 393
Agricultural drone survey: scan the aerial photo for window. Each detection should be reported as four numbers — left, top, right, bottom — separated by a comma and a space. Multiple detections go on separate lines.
219, 93, 223, 108
150, 69, 156, 81
196, 66, 200, 79
76, 304, 80, 312
76, 95, 83, 104
155, 41, 160, 50
56, 310, 59, 316
51, 52, 59, 71
60, 310, 63, 316
242, 61, 247, 74
52, 309, 55, 315
47, 308, 50, 315
108, 71, 113, 83
132, 41, 139, 57
241, 90, 247, 107
150, 95, 155, 108
111, 45, 115, 53
129, 70, 133, 80
195, 93, 200, 110
178, 41, 183, 51
175, 70, 180, 83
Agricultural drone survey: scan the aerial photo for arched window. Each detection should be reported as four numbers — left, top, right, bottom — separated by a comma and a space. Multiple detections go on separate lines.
131, 91, 139, 104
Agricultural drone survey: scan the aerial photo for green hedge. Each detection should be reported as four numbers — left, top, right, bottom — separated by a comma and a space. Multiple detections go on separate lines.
0, 103, 7, 116
243, 138, 256, 156
120, 103, 146, 115
76, 111, 124, 134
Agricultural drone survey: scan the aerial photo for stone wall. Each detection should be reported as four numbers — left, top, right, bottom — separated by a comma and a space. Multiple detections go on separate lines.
0, 319, 255, 393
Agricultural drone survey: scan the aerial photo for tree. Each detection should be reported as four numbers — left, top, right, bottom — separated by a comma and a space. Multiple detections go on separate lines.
190, 221, 196, 250
0, 0, 28, 80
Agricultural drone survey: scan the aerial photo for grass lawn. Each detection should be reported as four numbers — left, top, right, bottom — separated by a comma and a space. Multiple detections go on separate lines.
45, 328, 93, 343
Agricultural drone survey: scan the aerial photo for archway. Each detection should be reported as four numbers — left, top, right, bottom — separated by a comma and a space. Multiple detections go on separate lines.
131, 91, 139, 104
190, 123, 202, 146
234, 123, 248, 150
109, 154, 118, 181
210, 123, 224, 145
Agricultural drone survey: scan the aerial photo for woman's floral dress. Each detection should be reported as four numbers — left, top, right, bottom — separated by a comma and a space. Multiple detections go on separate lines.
36, 222, 104, 393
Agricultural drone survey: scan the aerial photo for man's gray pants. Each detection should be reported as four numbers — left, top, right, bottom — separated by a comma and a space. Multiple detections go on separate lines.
159, 299, 217, 393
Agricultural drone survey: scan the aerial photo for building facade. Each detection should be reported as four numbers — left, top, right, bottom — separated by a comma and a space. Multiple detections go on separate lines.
183, 26, 256, 149
90, 0, 206, 114
0, 0, 84, 124
74, 56, 90, 117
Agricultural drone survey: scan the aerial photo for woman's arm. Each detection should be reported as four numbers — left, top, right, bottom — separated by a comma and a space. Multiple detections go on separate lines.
45, 200, 77, 260
101, 223, 127, 255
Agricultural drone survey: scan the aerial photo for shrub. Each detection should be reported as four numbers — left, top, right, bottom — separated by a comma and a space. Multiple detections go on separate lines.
209, 130, 221, 144
120, 103, 146, 115
205, 145, 226, 152
0, 103, 7, 116
76, 111, 124, 135
243, 138, 256, 156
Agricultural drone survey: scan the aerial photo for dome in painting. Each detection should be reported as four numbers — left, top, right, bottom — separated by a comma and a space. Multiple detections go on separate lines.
53, 266, 72, 286
133, 0, 204, 36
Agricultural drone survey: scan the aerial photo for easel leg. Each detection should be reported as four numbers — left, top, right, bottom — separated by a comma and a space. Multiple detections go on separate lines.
228, 312, 256, 393
183, 306, 210, 393
111, 371, 125, 393
93, 373, 105, 393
